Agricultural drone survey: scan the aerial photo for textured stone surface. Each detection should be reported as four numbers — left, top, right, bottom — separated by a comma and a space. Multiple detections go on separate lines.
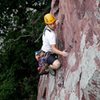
37, 0, 100, 100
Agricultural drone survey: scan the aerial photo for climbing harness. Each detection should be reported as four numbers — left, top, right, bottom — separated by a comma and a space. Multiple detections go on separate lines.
35, 50, 56, 76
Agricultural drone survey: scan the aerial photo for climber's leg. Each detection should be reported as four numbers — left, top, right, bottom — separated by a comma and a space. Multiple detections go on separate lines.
49, 59, 61, 70
47, 54, 61, 69
38, 64, 49, 75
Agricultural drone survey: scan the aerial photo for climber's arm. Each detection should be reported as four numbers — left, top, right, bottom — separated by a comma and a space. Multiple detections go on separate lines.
50, 44, 68, 57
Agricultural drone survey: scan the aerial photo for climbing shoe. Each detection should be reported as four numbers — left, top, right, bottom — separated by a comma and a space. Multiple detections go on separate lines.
49, 67, 56, 76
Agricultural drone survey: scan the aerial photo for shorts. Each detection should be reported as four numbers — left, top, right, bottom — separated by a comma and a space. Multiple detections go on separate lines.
46, 54, 58, 65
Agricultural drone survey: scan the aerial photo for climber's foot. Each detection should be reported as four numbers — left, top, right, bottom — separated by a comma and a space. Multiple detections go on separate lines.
49, 67, 56, 76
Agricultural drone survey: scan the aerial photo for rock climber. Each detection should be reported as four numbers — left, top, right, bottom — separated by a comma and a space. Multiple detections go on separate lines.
35, 13, 68, 75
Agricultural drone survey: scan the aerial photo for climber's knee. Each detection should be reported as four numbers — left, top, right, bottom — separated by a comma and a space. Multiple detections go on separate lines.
51, 59, 61, 70
46, 53, 61, 70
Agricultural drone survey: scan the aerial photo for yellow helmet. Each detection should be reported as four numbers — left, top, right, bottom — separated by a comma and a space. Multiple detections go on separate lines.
44, 13, 56, 25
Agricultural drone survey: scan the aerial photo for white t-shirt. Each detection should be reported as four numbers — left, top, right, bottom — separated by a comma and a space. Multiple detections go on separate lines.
41, 26, 56, 52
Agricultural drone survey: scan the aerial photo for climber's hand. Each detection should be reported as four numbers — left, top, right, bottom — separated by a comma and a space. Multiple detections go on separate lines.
56, 20, 59, 25
62, 50, 68, 57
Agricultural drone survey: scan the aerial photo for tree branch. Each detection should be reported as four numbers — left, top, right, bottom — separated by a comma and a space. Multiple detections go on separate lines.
32, 5, 51, 25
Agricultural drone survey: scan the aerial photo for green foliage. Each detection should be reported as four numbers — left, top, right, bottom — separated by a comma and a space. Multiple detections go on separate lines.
0, 0, 51, 99
0, 78, 15, 100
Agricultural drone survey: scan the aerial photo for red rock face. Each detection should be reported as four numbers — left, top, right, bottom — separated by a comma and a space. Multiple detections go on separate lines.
37, 0, 100, 100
